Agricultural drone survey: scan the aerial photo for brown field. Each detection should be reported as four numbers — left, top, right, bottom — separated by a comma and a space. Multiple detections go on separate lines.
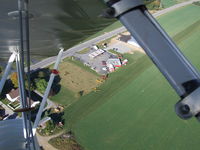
58, 61, 100, 95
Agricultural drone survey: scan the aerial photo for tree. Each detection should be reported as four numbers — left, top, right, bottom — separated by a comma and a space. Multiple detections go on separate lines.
78, 90, 84, 97
38, 71, 46, 78
10, 72, 18, 88
25, 80, 35, 91
35, 79, 48, 93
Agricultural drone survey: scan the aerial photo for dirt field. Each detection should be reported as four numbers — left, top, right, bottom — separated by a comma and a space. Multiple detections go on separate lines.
58, 61, 100, 96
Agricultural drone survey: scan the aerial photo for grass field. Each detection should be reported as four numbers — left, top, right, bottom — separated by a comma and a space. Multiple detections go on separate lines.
161, 0, 189, 8
50, 59, 100, 106
76, 48, 90, 54
157, 4, 200, 36
58, 61, 99, 94
61, 4, 200, 150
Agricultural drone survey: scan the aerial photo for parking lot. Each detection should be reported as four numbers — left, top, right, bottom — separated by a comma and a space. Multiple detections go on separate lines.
105, 42, 132, 54
73, 48, 117, 75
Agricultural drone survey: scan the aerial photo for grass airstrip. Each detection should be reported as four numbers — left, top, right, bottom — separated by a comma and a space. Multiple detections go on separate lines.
56, 4, 200, 150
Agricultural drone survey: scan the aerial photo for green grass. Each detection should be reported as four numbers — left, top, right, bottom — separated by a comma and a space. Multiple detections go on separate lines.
76, 48, 90, 54
65, 57, 99, 76
49, 132, 83, 150
108, 49, 121, 55
64, 52, 150, 127
62, 4, 200, 150
50, 86, 77, 107
96, 36, 116, 49
173, 20, 200, 44
50, 57, 100, 106
157, 4, 200, 36
161, 0, 188, 8
0, 98, 10, 105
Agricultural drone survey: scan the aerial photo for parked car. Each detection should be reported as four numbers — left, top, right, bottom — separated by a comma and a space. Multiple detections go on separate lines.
102, 61, 106, 66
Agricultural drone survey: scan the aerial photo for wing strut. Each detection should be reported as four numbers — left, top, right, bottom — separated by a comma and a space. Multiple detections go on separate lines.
103, 0, 200, 121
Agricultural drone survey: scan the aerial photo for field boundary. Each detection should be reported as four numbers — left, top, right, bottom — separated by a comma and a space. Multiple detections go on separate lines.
173, 19, 200, 44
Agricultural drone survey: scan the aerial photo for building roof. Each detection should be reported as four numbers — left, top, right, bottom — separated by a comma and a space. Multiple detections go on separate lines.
89, 49, 105, 58
7, 89, 19, 99
7, 89, 42, 105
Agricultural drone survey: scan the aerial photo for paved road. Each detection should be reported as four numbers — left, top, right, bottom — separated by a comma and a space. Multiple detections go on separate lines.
30, 0, 200, 71
154, 0, 199, 17
36, 131, 64, 150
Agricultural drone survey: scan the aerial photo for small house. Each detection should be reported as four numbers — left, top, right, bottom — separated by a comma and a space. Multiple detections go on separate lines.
6, 88, 40, 108
6, 89, 20, 102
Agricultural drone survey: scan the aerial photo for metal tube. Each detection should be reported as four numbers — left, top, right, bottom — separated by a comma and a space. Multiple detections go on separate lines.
143, 9, 200, 80
23, 1, 37, 149
18, 1, 31, 148
16, 52, 28, 140
0, 52, 17, 94
33, 49, 63, 135
118, 6, 200, 97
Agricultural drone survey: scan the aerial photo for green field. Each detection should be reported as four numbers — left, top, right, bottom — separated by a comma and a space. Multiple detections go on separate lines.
158, 4, 200, 36
62, 4, 200, 150
161, 0, 189, 8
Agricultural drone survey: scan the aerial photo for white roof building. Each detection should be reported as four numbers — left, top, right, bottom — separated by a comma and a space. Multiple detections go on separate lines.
6, 89, 20, 102
89, 49, 105, 59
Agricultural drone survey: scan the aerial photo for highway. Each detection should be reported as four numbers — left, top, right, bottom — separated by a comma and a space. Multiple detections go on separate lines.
30, 0, 200, 71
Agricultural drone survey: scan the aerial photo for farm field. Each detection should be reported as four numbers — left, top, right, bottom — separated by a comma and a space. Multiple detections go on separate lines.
63, 4, 200, 150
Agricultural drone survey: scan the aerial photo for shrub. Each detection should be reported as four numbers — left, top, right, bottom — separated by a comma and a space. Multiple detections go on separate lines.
35, 79, 48, 93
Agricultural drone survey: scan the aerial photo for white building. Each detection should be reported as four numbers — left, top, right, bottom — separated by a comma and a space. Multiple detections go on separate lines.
89, 49, 105, 59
